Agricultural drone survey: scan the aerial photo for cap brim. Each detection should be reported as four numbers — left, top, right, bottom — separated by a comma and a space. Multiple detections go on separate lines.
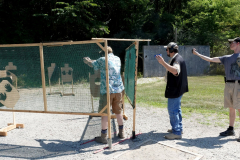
164, 46, 168, 48
228, 39, 234, 42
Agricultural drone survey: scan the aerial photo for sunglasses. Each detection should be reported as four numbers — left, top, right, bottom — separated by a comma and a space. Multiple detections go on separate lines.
229, 41, 237, 44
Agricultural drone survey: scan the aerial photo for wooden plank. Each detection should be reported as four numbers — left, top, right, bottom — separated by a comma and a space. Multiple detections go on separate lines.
0, 123, 24, 136
96, 42, 105, 51
0, 124, 16, 132
0, 43, 41, 47
90, 114, 127, 120
39, 45, 48, 111
125, 42, 136, 51
133, 41, 139, 133
0, 40, 104, 48
92, 38, 151, 42
7, 123, 24, 128
99, 105, 107, 114
0, 131, 7, 136
16, 124, 24, 128
42, 40, 104, 46
104, 40, 112, 143
0, 109, 109, 116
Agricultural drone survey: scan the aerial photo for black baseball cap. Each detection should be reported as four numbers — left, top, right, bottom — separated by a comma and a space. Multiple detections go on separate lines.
228, 37, 240, 43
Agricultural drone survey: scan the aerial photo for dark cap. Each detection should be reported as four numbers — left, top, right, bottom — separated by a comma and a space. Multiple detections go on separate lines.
228, 37, 240, 43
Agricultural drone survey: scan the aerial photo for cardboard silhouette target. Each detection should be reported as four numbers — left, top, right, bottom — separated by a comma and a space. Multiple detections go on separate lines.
0, 80, 19, 108
89, 70, 100, 97
5, 62, 17, 88
0, 76, 23, 136
47, 63, 61, 95
89, 70, 100, 113
61, 64, 74, 96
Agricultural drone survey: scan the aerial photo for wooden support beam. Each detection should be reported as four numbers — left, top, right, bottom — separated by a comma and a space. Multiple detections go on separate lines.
92, 38, 151, 42
0, 123, 24, 136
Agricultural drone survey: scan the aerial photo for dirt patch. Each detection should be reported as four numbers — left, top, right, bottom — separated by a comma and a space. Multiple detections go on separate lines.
115, 139, 202, 160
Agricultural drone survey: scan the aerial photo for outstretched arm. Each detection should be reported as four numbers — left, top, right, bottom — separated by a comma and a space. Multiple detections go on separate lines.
192, 48, 221, 63
83, 57, 96, 67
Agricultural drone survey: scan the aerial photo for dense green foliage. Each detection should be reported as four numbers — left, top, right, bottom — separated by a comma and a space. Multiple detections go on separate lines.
0, 0, 239, 56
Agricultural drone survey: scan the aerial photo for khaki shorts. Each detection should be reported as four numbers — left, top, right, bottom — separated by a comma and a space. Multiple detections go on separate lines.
224, 81, 240, 109
99, 93, 123, 114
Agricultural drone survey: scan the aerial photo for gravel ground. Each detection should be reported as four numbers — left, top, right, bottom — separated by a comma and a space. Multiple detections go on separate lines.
0, 77, 240, 160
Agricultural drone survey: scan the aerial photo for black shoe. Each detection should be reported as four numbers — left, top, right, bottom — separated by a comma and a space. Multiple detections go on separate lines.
219, 129, 235, 136
237, 138, 240, 142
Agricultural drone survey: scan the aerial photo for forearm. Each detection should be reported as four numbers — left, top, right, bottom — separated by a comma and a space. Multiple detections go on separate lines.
161, 61, 178, 75
194, 52, 220, 63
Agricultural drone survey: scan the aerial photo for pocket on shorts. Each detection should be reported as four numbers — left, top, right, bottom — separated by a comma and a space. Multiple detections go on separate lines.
237, 89, 240, 99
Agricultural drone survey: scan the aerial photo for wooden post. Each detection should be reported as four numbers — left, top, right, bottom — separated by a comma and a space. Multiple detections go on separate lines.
39, 45, 48, 111
132, 41, 139, 139
104, 40, 112, 148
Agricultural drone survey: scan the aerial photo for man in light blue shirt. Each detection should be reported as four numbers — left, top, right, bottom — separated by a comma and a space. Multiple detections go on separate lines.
83, 46, 125, 144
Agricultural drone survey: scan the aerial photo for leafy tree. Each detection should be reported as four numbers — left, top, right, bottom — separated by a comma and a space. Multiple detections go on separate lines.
35, 0, 110, 41
176, 0, 240, 50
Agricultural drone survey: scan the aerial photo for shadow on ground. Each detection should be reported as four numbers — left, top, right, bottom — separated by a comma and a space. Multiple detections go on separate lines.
0, 118, 233, 159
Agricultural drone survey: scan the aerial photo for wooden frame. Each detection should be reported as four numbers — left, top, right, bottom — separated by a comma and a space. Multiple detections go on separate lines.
0, 38, 151, 148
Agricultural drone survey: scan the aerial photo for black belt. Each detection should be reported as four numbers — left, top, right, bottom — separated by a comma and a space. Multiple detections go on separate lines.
225, 80, 240, 83
224, 77, 240, 83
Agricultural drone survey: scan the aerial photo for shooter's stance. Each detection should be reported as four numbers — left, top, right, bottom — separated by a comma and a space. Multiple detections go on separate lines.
156, 42, 188, 140
193, 37, 240, 142
83, 46, 125, 144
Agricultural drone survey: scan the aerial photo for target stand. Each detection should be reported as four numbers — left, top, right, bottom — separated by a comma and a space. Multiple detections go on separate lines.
0, 69, 24, 136
0, 113, 24, 136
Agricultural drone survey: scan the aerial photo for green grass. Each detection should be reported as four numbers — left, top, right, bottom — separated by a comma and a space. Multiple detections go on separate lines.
135, 75, 238, 127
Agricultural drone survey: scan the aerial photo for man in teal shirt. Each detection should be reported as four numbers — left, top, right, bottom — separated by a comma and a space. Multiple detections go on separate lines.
84, 46, 125, 144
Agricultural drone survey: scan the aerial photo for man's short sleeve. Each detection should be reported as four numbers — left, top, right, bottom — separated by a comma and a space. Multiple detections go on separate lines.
92, 59, 100, 70
219, 56, 226, 65
173, 62, 180, 76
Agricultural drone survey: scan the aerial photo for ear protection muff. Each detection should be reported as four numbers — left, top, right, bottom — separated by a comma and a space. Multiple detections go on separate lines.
168, 45, 175, 53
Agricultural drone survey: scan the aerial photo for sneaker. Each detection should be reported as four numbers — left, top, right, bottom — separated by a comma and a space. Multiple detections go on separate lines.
164, 133, 182, 140
167, 129, 183, 134
219, 129, 235, 136
237, 138, 240, 142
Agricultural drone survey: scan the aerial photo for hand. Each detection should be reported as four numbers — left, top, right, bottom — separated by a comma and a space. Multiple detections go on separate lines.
83, 57, 91, 64
155, 55, 165, 65
83, 57, 94, 67
192, 48, 198, 55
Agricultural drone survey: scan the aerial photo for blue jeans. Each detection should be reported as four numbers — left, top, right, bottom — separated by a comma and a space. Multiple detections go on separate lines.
167, 95, 183, 135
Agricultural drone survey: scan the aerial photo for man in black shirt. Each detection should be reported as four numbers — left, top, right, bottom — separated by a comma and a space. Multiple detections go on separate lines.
156, 42, 188, 140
